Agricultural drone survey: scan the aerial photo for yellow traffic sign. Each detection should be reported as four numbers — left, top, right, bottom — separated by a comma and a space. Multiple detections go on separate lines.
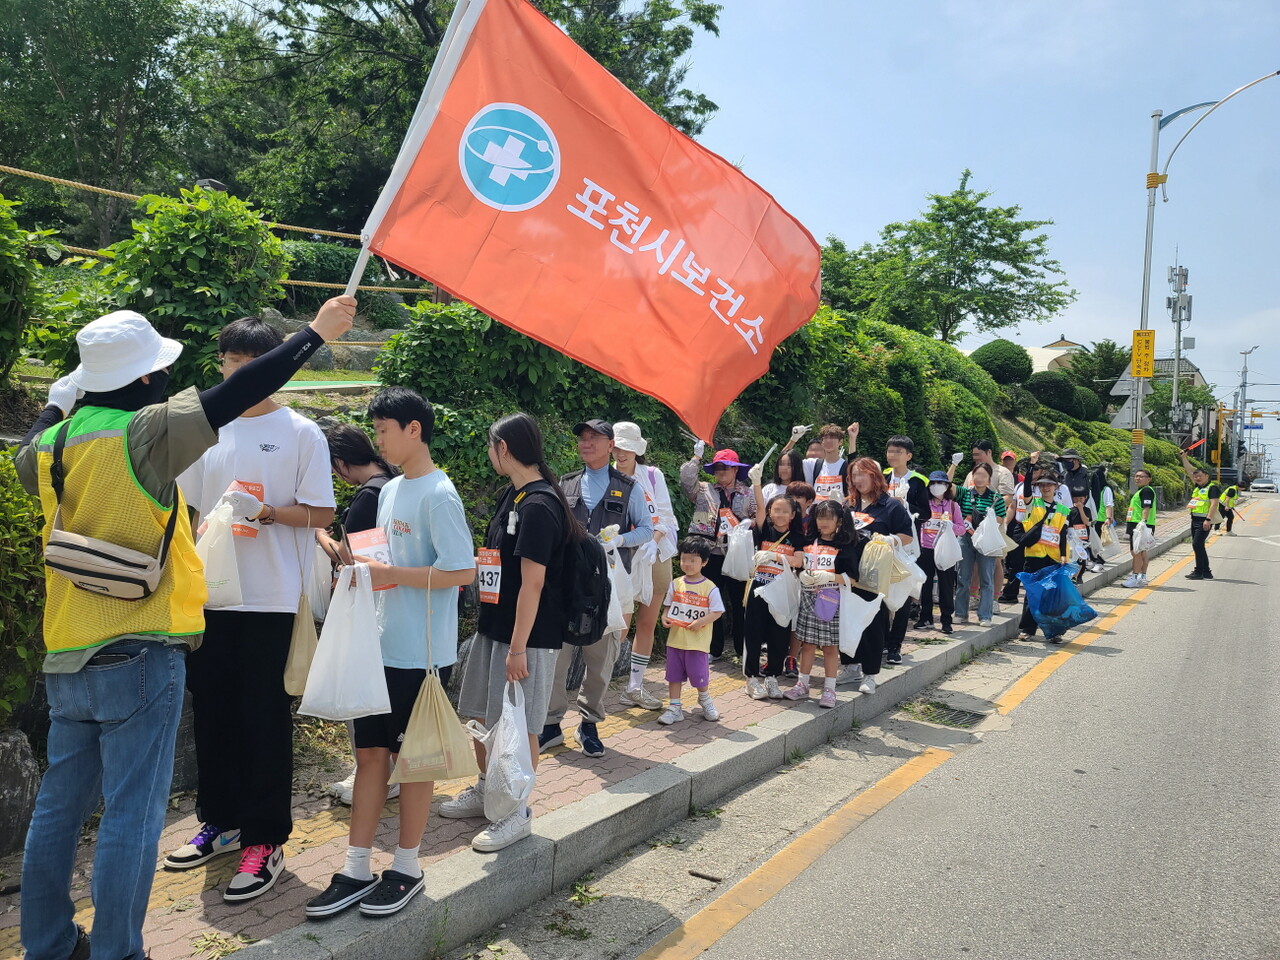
1132, 329, 1155, 378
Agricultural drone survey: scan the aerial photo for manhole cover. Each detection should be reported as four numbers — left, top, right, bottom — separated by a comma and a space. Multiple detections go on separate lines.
904, 699, 988, 729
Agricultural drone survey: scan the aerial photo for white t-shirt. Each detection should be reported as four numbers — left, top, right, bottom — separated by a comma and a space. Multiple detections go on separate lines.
179, 407, 335, 613
374, 470, 475, 670
803, 457, 846, 501
630, 465, 678, 562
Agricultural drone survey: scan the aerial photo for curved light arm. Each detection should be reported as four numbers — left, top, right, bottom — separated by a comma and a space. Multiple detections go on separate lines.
1161, 70, 1280, 200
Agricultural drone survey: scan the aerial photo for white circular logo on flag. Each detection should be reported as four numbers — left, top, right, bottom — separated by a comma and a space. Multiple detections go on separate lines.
459, 103, 561, 212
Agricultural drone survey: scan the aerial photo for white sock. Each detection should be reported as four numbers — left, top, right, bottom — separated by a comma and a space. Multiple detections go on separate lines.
629, 653, 651, 690
697, 689, 712, 702
392, 844, 422, 879
824, 677, 837, 692
797, 673, 810, 686
343, 845, 373, 882
669, 698, 683, 709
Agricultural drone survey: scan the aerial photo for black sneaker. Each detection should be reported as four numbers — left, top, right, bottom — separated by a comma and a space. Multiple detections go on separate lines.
306, 873, 380, 919
68, 925, 90, 960
940, 623, 954, 635
223, 844, 284, 902
912, 620, 933, 631
782, 656, 799, 679
359, 869, 425, 917
1202, 572, 1214, 580
885, 651, 903, 665
578, 721, 605, 757
537, 723, 564, 752
1185, 571, 1205, 580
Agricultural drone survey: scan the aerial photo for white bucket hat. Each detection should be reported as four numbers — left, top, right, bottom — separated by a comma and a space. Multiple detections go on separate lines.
612, 421, 648, 456
68, 311, 184, 393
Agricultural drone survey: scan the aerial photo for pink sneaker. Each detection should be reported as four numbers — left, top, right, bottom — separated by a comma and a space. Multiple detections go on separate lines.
819, 687, 836, 709
782, 681, 809, 701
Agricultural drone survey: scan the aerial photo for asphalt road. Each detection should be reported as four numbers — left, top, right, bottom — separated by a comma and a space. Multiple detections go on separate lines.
697, 496, 1280, 960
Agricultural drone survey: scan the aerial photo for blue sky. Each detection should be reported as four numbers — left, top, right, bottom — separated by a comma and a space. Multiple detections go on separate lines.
682, 0, 1280, 455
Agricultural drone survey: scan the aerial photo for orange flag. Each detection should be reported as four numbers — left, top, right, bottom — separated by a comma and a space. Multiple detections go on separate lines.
358, 0, 821, 440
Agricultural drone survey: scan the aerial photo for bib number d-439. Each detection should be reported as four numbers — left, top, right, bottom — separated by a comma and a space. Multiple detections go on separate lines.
667, 590, 710, 628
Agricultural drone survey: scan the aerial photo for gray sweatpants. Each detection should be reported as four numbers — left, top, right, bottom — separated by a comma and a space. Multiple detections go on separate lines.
545, 630, 621, 726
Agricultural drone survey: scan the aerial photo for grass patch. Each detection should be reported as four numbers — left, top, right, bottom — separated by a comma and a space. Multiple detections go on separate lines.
900, 698, 984, 729
649, 834, 687, 848
288, 368, 380, 382
567, 875, 605, 907
191, 932, 258, 959
545, 909, 592, 940
691, 806, 723, 820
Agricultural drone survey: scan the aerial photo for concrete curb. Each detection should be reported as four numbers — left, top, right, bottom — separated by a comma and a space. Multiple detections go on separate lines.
240, 525, 1192, 959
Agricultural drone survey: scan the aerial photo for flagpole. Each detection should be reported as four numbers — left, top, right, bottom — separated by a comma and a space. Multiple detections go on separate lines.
343, 0, 490, 296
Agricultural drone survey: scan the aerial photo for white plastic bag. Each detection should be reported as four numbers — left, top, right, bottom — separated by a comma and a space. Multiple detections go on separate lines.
1067, 529, 1089, 563
465, 682, 536, 822
901, 534, 921, 561
629, 541, 655, 608
972, 510, 1007, 558
756, 561, 801, 628
884, 540, 926, 612
306, 542, 332, 621
1132, 523, 1157, 553
933, 522, 962, 571
195, 500, 243, 608
721, 521, 755, 581
298, 564, 391, 720
838, 584, 882, 658
602, 542, 627, 635
1096, 523, 1122, 559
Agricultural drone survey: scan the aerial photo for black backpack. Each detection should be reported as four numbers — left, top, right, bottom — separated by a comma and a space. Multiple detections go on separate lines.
520, 488, 612, 647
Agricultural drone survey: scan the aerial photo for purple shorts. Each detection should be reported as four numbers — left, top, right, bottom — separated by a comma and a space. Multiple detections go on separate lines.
665, 647, 710, 689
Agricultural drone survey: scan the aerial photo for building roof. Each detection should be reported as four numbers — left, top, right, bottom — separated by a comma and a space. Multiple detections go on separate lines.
1043, 334, 1085, 350
1152, 357, 1207, 386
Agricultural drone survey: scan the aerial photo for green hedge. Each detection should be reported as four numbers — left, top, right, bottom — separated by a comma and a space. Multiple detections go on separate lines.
280, 239, 431, 330
0, 451, 44, 728
970, 338, 1033, 385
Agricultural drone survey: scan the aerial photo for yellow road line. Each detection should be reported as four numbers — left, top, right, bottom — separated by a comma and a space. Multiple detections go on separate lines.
996, 531, 1216, 715
634, 748, 953, 960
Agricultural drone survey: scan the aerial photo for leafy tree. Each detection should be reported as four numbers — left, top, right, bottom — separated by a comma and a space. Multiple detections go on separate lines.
1064, 338, 1130, 402
0, 196, 58, 383
0, 0, 203, 247
1073, 385, 1103, 422
969, 338, 1032, 385
186, 0, 722, 230
1024, 369, 1076, 415
855, 171, 1077, 343
1145, 379, 1217, 436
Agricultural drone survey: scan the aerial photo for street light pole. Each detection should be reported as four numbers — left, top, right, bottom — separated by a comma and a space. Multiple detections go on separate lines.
1237, 345, 1259, 470
1131, 69, 1280, 485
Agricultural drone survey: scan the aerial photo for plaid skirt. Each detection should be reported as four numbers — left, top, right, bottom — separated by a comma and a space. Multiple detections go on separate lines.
796, 587, 840, 647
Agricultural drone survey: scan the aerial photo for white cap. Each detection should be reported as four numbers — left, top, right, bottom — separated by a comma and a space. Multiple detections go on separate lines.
612, 421, 648, 456
68, 311, 184, 393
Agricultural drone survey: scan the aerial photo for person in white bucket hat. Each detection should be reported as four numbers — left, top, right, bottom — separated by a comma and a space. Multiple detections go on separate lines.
610, 421, 679, 711
14, 296, 355, 960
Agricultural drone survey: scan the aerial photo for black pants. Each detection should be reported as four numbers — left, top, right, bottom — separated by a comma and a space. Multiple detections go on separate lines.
1223, 508, 1235, 532
1190, 517, 1212, 575
885, 604, 911, 658
1019, 556, 1058, 636
743, 591, 789, 678
1000, 544, 1024, 602
840, 594, 888, 676
704, 553, 744, 658
188, 610, 295, 847
916, 548, 956, 629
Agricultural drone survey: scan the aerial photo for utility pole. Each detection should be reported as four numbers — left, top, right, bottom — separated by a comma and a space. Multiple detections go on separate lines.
1238, 346, 1259, 470
1166, 264, 1191, 443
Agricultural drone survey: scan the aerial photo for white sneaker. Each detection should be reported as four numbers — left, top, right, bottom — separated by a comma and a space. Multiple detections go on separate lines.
698, 694, 720, 722
978, 619, 992, 627
765, 677, 784, 699
858, 676, 877, 694
658, 704, 684, 725
1121, 574, 1139, 588
386, 782, 400, 800
835, 664, 864, 686
620, 685, 663, 710
746, 678, 768, 700
327, 772, 356, 806
1091, 562, 1105, 573
1139, 575, 1150, 586
472, 807, 532, 853
438, 782, 486, 819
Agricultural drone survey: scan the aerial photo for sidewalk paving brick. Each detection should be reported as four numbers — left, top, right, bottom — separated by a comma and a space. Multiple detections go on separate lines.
0, 510, 1192, 959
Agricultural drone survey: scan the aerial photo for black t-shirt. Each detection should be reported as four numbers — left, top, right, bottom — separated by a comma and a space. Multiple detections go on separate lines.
849, 493, 914, 540
343, 474, 390, 534
751, 522, 809, 585
476, 480, 568, 649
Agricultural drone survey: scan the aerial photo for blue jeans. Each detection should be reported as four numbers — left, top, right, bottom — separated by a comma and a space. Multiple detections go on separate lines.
954, 535, 996, 621
22, 640, 185, 960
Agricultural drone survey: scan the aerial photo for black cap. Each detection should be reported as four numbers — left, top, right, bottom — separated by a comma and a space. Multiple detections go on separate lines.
572, 419, 614, 439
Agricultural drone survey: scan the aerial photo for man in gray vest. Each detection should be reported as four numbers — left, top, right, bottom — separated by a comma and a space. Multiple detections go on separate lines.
539, 419, 653, 758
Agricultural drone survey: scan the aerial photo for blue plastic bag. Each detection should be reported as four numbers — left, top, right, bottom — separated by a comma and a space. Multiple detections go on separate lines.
1017, 563, 1097, 639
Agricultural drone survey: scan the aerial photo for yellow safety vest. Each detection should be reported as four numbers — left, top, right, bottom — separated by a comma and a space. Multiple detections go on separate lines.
34, 407, 206, 654
1023, 501, 1067, 561
1188, 486, 1215, 517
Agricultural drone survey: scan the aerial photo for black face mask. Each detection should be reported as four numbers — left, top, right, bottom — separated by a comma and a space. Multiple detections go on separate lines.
81, 369, 171, 411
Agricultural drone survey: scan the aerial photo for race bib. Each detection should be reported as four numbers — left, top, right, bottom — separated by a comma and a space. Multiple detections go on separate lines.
814, 475, 843, 501
756, 541, 795, 582
851, 511, 874, 530
1039, 522, 1061, 548
228, 480, 264, 539
923, 514, 947, 536
644, 490, 660, 526
477, 547, 502, 604
346, 527, 396, 591
668, 590, 711, 629
718, 508, 739, 536
804, 544, 838, 572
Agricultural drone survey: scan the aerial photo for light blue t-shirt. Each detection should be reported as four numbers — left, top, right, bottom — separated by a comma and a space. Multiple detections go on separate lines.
374, 470, 475, 670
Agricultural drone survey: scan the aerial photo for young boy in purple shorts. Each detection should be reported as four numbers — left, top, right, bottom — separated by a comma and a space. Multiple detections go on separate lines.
657, 537, 724, 725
